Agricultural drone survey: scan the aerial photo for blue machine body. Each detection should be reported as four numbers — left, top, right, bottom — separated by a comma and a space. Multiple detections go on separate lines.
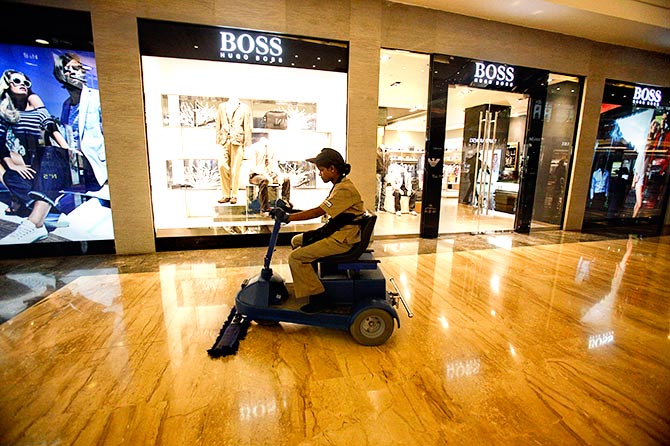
234, 217, 399, 332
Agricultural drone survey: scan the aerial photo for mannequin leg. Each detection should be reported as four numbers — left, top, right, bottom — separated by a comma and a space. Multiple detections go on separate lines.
229, 144, 244, 203
281, 176, 291, 204
219, 143, 231, 201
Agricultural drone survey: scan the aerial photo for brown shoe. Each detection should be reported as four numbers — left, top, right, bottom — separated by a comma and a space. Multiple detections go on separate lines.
230, 197, 237, 204
218, 197, 230, 204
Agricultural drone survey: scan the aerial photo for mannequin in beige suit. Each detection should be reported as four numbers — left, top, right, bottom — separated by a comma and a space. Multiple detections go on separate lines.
216, 97, 252, 204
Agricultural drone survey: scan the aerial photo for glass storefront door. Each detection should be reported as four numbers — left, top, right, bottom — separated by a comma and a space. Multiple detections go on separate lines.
376, 49, 429, 237
443, 86, 528, 234
531, 75, 582, 229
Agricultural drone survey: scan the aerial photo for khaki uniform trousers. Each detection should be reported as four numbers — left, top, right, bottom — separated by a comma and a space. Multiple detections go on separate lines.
289, 233, 353, 298
219, 142, 244, 199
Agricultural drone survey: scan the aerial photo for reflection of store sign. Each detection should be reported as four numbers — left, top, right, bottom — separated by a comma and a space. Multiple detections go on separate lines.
532, 100, 543, 120
219, 31, 283, 64
474, 62, 515, 87
632, 86, 662, 106
468, 137, 498, 144
446, 358, 481, 380
588, 331, 614, 349
239, 398, 278, 420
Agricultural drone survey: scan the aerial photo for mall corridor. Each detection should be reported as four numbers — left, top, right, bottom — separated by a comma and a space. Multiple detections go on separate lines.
1, 231, 669, 445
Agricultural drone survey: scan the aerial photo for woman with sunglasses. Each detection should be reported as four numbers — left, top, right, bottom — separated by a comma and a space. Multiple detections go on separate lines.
0, 69, 78, 244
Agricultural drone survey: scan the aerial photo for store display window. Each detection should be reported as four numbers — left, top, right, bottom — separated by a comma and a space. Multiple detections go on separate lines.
583, 80, 670, 232
138, 19, 348, 240
378, 48, 582, 237
0, 4, 113, 252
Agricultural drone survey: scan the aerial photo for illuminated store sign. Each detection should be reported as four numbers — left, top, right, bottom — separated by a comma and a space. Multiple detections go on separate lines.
219, 31, 283, 64
632, 86, 662, 107
473, 62, 515, 87
138, 19, 348, 73
601, 80, 669, 108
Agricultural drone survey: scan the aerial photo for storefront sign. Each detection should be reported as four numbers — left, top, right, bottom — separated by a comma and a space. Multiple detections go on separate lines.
601, 80, 669, 108
138, 19, 348, 72
474, 62, 515, 87
219, 31, 283, 64
632, 86, 662, 107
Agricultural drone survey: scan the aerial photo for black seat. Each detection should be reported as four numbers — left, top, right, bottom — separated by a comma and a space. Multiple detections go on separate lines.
316, 211, 379, 272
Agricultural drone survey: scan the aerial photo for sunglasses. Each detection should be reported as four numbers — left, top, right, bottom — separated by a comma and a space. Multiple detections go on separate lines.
9, 76, 31, 88
66, 63, 84, 71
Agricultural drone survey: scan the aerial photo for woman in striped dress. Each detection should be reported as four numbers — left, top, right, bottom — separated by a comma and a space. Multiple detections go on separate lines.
0, 69, 79, 244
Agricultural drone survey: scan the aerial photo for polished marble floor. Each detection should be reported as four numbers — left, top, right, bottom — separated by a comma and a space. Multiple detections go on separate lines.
1, 231, 669, 445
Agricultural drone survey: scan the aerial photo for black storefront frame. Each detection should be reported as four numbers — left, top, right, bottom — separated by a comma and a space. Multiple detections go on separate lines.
420, 54, 582, 238
137, 19, 350, 251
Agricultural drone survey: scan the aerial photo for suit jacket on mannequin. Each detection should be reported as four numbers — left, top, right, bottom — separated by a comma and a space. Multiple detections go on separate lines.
216, 99, 251, 148
216, 98, 252, 201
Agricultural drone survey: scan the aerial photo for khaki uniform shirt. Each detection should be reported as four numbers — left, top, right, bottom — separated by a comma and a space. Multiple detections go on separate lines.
319, 176, 365, 244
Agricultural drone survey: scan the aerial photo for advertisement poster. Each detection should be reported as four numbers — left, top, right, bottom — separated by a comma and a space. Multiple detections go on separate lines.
0, 43, 113, 245
585, 81, 670, 228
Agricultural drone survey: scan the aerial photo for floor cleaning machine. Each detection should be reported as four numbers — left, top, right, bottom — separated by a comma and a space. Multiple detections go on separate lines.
208, 209, 413, 357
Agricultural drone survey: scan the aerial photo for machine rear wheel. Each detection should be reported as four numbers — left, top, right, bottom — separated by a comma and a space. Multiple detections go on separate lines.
349, 308, 394, 346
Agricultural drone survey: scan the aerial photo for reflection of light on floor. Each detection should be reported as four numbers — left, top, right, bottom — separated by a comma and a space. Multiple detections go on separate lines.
509, 343, 517, 357
487, 235, 513, 250
574, 256, 592, 283
438, 315, 449, 330
490, 274, 500, 294
490, 309, 496, 317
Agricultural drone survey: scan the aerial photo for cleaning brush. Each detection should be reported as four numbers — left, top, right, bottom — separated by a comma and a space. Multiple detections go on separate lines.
207, 306, 251, 358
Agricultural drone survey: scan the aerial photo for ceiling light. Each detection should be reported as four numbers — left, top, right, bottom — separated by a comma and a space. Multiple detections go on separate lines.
35, 38, 49, 45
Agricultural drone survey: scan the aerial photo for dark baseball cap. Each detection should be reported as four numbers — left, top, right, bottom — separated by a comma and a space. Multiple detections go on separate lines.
306, 148, 345, 167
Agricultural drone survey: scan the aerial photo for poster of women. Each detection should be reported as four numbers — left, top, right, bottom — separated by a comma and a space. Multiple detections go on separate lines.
0, 43, 113, 245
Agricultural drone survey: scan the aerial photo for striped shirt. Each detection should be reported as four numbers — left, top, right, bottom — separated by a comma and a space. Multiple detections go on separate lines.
0, 106, 56, 161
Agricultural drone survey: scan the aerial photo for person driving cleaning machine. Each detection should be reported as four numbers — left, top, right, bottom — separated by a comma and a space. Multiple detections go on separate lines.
271, 148, 366, 313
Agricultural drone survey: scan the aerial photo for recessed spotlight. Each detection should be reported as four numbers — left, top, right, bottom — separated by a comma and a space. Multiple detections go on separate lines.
35, 38, 49, 45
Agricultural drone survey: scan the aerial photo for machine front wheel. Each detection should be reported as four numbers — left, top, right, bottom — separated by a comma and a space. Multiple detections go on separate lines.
349, 308, 394, 346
